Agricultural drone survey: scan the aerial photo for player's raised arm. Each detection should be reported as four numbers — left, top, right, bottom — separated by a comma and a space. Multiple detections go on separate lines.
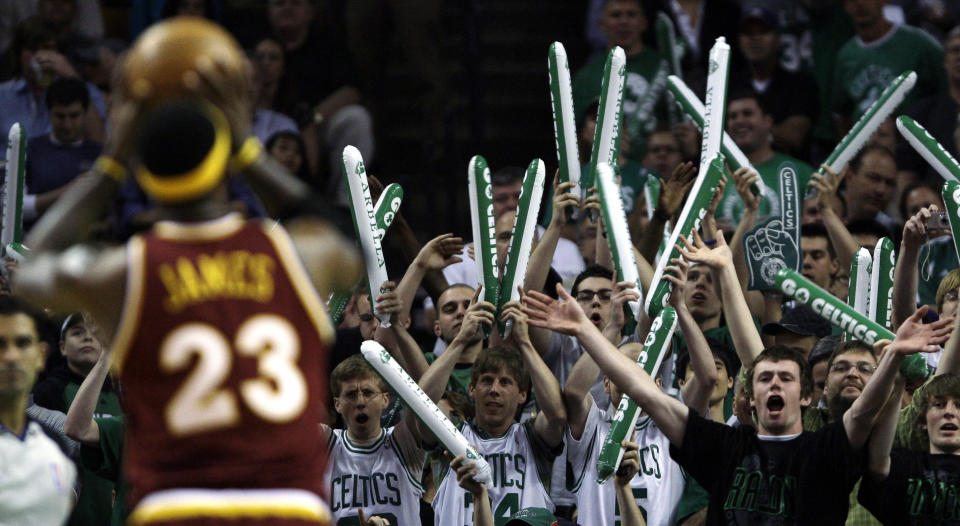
522, 285, 690, 445
501, 300, 566, 446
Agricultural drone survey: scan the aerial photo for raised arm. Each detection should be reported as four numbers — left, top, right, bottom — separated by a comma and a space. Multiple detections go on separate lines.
892, 206, 935, 330
637, 162, 696, 263
522, 285, 690, 445
844, 307, 954, 450
865, 374, 904, 481
525, 179, 579, 294
810, 165, 859, 273
726, 168, 765, 317
419, 288, 495, 403
615, 440, 648, 526
395, 233, 464, 323
451, 455, 493, 526
678, 230, 764, 366
501, 301, 566, 446
937, 313, 960, 376
372, 282, 430, 381
63, 347, 110, 446
664, 258, 718, 413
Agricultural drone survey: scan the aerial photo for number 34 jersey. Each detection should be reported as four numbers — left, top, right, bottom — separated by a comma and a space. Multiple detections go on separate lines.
111, 214, 334, 509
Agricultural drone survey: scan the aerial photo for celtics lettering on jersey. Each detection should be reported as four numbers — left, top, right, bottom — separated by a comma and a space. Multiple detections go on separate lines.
723, 467, 798, 517
433, 421, 553, 526
905, 477, 960, 520
327, 427, 425, 526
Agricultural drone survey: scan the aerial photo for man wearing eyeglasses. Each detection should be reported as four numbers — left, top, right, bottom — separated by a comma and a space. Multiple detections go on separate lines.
323, 354, 426, 526
804, 341, 878, 432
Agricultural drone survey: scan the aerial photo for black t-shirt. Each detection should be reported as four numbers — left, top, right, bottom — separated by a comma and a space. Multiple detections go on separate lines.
728, 66, 820, 127
858, 448, 960, 525
670, 411, 862, 525
897, 94, 959, 182
274, 26, 355, 126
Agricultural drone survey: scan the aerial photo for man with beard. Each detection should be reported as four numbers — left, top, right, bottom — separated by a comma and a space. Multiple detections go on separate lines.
521, 271, 953, 525
715, 92, 814, 229
804, 341, 878, 431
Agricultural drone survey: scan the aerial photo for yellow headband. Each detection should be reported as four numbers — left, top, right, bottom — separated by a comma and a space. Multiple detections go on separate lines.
134, 103, 231, 203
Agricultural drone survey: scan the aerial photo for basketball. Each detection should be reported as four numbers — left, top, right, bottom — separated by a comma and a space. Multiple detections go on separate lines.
122, 17, 247, 104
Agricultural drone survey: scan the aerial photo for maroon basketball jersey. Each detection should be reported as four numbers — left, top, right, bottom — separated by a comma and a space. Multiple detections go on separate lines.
111, 214, 333, 508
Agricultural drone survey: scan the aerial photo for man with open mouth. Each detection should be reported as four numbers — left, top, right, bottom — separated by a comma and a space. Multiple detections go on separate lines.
522, 270, 952, 525
858, 318, 960, 524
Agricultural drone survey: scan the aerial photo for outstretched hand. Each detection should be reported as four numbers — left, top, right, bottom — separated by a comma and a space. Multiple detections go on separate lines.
453, 286, 496, 346
521, 284, 589, 336
809, 164, 844, 214
888, 306, 954, 355
663, 257, 690, 311
658, 161, 697, 218
415, 233, 465, 271
615, 440, 640, 487
606, 270, 642, 334
550, 179, 581, 227
731, 167, 760, 212
677, 229, 732, 270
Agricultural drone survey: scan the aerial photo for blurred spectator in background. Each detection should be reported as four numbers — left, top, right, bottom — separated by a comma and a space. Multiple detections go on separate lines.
729, 6, 819, 157
842, 145, 899, 231
0, 17, 105, 157
128, 0, 223, 40
898, 26, 960, 183
573, 0, 669, 162
0, 0, 103, 63
266, 130, 310, 182
268, 0, 373, 205
715, 91, 814, 228
24, 77, 101, 230
346, 0, 445, 168
655, 0, 742, 82
833, 0, 946, 135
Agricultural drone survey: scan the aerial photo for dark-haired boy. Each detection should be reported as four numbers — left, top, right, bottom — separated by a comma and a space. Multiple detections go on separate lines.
522, 280, 952, 524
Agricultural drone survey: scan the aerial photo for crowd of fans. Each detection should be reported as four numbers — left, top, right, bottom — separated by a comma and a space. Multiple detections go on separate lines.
4, 0, 960, 525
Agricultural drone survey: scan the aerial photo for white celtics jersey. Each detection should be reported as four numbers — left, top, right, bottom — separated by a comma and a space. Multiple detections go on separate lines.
326, 425, 425, 526
0, 420, 76, 526
433, 420, 554, 526
566, 403, 685, 526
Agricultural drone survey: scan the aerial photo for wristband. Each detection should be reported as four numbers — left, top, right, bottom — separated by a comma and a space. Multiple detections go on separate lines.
229, 136, 263, 172
94, 156, 127, 182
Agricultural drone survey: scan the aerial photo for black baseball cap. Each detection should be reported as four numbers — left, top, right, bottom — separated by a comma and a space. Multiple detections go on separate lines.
762, 306, 831, 338
740, 6, 779, 31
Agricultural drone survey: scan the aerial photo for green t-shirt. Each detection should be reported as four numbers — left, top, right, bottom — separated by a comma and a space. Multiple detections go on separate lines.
81, 416, 127, 526
572, 47, 670, 161
715, 152, 813, 226
832, 25, 946, 121
424, 352, 474, 401
63, 381, 123, 526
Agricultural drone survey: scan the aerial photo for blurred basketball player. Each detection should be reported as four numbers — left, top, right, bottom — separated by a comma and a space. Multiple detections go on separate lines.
14, 19, 361, 526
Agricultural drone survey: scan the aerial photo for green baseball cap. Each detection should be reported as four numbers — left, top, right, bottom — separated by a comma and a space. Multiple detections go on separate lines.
504, 507, 559, 526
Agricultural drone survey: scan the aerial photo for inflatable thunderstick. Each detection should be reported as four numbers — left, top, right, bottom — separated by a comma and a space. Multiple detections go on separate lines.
595, 307, 676, 483
585, 46, 626, 194
646, 37, 730, 316
897, 116, 960, 183
328, 183, 403, 325
344, 146, 391, 327
597, 163, 643, 323
775, 269, 929, 379
361, 341, 492, 484
2, 123, 28, 262
548, 42, 581, 215
468, 156, 500, 329
498, 159, 545, 337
